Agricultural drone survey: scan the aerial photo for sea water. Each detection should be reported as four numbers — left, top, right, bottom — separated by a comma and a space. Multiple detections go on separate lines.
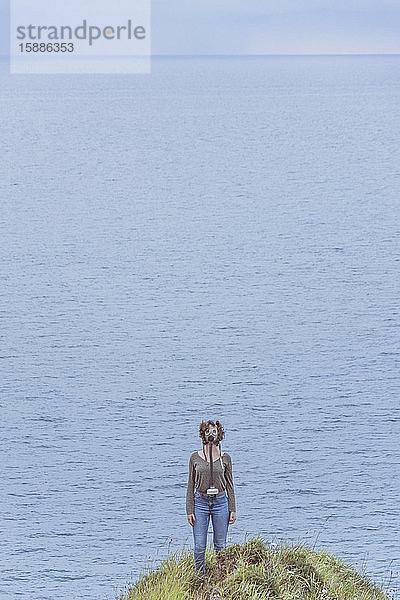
1, 55, 399, 600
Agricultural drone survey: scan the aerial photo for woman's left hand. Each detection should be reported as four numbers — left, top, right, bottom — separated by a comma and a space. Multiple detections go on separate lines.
229, 511, 236, 524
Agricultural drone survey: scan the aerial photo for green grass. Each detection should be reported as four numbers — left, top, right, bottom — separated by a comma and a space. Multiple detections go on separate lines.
115, 536, 394, 600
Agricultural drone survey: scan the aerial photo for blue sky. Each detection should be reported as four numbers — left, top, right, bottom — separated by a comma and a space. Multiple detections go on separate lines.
153, 0, 400, 54
2, 0, 400, 55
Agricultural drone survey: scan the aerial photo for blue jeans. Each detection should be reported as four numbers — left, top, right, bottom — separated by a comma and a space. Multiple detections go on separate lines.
192, 490, 229, 575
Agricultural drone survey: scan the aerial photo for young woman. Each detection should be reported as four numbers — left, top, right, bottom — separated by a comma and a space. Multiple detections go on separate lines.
186, 420, 236, 575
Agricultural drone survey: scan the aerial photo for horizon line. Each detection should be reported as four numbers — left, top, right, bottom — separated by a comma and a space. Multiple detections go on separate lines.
1, 52, 400, 59
150, 52, 400, 57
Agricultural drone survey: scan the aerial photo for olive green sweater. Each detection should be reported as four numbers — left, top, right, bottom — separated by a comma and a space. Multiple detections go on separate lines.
186, 451, 236, 515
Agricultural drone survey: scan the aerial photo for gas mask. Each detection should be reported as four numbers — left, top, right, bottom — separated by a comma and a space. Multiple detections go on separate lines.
205, 425, 218, 443
205, 424, 219, 495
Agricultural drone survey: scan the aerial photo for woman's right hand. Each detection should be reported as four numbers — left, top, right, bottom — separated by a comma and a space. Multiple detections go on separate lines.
187, 513, 196, 526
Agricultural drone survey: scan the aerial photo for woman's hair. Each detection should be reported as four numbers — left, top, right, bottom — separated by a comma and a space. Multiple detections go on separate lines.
199, 420, 225, 445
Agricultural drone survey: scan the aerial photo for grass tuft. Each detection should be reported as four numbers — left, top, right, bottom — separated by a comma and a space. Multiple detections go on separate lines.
116, 536, 394, 600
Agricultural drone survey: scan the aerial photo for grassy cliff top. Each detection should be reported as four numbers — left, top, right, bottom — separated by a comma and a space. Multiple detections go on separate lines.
116, 536, 393, 600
